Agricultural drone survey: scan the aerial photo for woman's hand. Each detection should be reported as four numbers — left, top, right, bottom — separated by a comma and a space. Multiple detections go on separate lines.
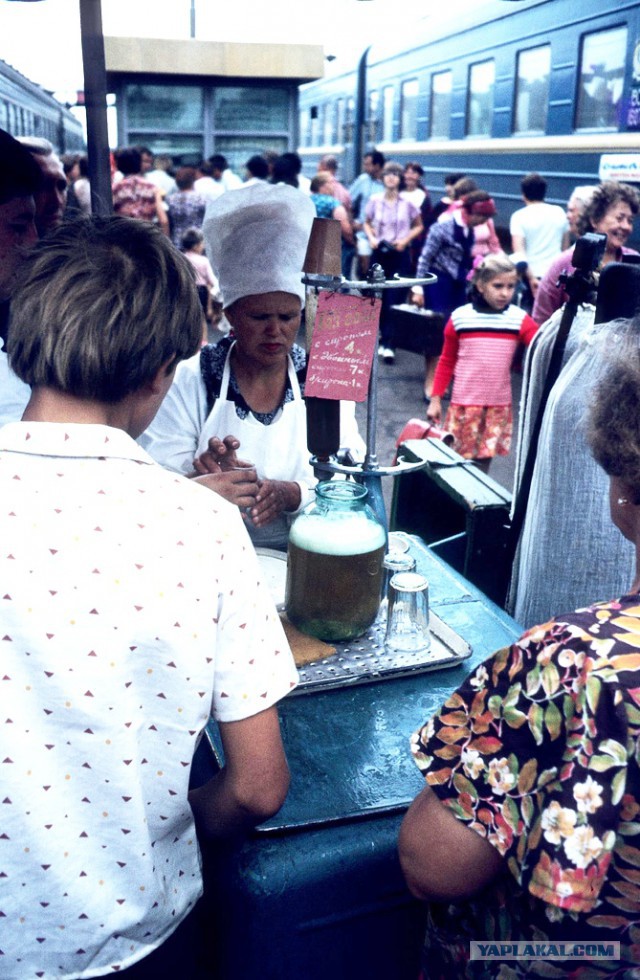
248, 480, 301, 528
426, 395, 442, 424
410, 287, 424, 309
193, 435, 245, 475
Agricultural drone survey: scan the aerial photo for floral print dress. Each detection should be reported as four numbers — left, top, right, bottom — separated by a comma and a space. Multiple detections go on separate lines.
411, 594, 640, 978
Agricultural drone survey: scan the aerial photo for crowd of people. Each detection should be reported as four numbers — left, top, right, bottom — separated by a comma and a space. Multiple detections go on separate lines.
3, 122, 640, 978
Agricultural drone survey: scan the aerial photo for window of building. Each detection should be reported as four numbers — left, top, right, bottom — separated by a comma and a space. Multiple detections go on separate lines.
214, 86, 289, 131
216, 135, 288, 172
430, 70, 452, 139
382, 85, 394, 142
467, 59, 495, 136
400, 78, 419, 140
514, 45, 550, 133
127, 133, 203, 166
575, 25, 627, 130
126, 84, 203, 131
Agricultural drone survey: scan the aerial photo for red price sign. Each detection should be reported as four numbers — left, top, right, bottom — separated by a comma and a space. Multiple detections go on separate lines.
305, 292, 381, 402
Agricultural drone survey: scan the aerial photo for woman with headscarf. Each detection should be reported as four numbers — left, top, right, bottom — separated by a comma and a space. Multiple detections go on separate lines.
139, 182, 363, 551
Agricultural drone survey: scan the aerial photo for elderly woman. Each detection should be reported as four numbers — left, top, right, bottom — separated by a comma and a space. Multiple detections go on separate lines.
532, 180, 639, 325
399, 316, 640, 977
140, 182, 362, 551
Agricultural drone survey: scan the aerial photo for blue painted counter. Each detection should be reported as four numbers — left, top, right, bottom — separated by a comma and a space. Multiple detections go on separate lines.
199, 541, 521, 980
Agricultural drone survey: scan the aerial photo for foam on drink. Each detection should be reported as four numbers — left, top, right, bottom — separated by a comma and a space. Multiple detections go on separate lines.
286, 511, 385, 642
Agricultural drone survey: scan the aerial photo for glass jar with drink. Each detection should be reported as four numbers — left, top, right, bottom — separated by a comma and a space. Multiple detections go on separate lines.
285, 481, 386, 642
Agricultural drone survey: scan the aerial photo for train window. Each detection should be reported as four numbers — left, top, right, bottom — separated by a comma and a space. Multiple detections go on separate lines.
299, 109, 309, 147
344, 97, 355, 144
323, 101, 334, 145
430, 71, 452, 139
368, 90, 380, 144
311, 105, 320, 146
514, 45, 550, 133
336, 98, 345, 145
467, 59, 495, 137
400, 79, 419, 140
382, 85, 394, 142
575, 26, 627, 130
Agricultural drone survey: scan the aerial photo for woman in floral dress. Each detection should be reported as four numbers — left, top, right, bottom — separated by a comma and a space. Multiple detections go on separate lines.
399, 317, 640, 978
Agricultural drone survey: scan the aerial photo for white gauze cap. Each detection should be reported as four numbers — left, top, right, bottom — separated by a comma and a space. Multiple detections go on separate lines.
203, 182, 316, 309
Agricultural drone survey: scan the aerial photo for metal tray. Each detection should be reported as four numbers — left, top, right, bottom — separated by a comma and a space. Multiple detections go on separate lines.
292, 610, 471, 695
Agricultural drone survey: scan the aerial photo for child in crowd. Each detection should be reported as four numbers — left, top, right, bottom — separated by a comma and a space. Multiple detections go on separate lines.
181, 226, 222, 341
426, 253, 538, 471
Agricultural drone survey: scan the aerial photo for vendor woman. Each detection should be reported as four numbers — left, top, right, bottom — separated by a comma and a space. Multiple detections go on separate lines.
140, 182, 363, 550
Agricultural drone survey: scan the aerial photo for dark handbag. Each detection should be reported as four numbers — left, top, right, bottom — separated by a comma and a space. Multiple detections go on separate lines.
377, 239, 396, 256
389, 304, 445, 356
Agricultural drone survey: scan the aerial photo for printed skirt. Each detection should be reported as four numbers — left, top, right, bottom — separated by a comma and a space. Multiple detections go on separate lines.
444, 403, 512, 460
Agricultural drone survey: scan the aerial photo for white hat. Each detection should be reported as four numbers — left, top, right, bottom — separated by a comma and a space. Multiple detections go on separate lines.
203, 182, 315, 309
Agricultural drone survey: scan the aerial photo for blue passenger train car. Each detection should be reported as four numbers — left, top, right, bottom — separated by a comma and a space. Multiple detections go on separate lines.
0, 57, 84, 155
298, 0, 640, 240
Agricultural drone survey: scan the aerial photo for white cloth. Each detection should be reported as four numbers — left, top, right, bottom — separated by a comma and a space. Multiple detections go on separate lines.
508, 313, 635, 627
297, 173, 311, 196
0, 337, 30, 425
0, 420, 298, 978
146, 169, 177, 197
197, 342, 311, 548
194, 175, 224, 201
204, 183, 315, 308
220, 168, 243, 191
509, 202, 568, 278
138, 346, 365, 549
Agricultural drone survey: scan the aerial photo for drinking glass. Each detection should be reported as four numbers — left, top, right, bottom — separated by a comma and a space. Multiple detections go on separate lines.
376, 551, 416, 626
385, 571, 431, 653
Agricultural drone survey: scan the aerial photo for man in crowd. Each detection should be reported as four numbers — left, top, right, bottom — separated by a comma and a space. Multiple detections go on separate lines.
17, 135, 67, 236
0, 128, 40, 425
318, 154, 351, 209
349, 150, 385, 277
509, 171, 568, 309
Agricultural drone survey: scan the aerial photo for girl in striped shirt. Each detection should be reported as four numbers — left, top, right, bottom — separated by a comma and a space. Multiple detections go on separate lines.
426, 254, 538, 472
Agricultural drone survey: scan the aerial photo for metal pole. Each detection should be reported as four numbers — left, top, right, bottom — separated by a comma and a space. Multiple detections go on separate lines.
79, 0, 112, 216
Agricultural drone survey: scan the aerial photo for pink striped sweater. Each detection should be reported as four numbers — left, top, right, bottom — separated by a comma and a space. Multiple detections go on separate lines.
432, 302, 538, 406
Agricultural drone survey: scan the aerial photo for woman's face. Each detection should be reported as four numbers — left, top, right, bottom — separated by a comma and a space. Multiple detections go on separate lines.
593, 199, 634, 252
383, 170, 401, 191
403, 168, 420, 190
226, 291, 301, 369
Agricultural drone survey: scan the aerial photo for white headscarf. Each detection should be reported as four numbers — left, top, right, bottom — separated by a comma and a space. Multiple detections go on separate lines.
203, 182, 315, 309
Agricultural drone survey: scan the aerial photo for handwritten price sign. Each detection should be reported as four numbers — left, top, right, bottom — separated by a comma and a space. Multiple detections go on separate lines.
305, 292, 381, 402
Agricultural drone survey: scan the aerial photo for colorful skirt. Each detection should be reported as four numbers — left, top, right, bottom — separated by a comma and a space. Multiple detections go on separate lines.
444, 403, 512, 460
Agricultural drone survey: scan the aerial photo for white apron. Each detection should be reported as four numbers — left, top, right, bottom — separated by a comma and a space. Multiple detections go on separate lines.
196, 342, 314, 550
